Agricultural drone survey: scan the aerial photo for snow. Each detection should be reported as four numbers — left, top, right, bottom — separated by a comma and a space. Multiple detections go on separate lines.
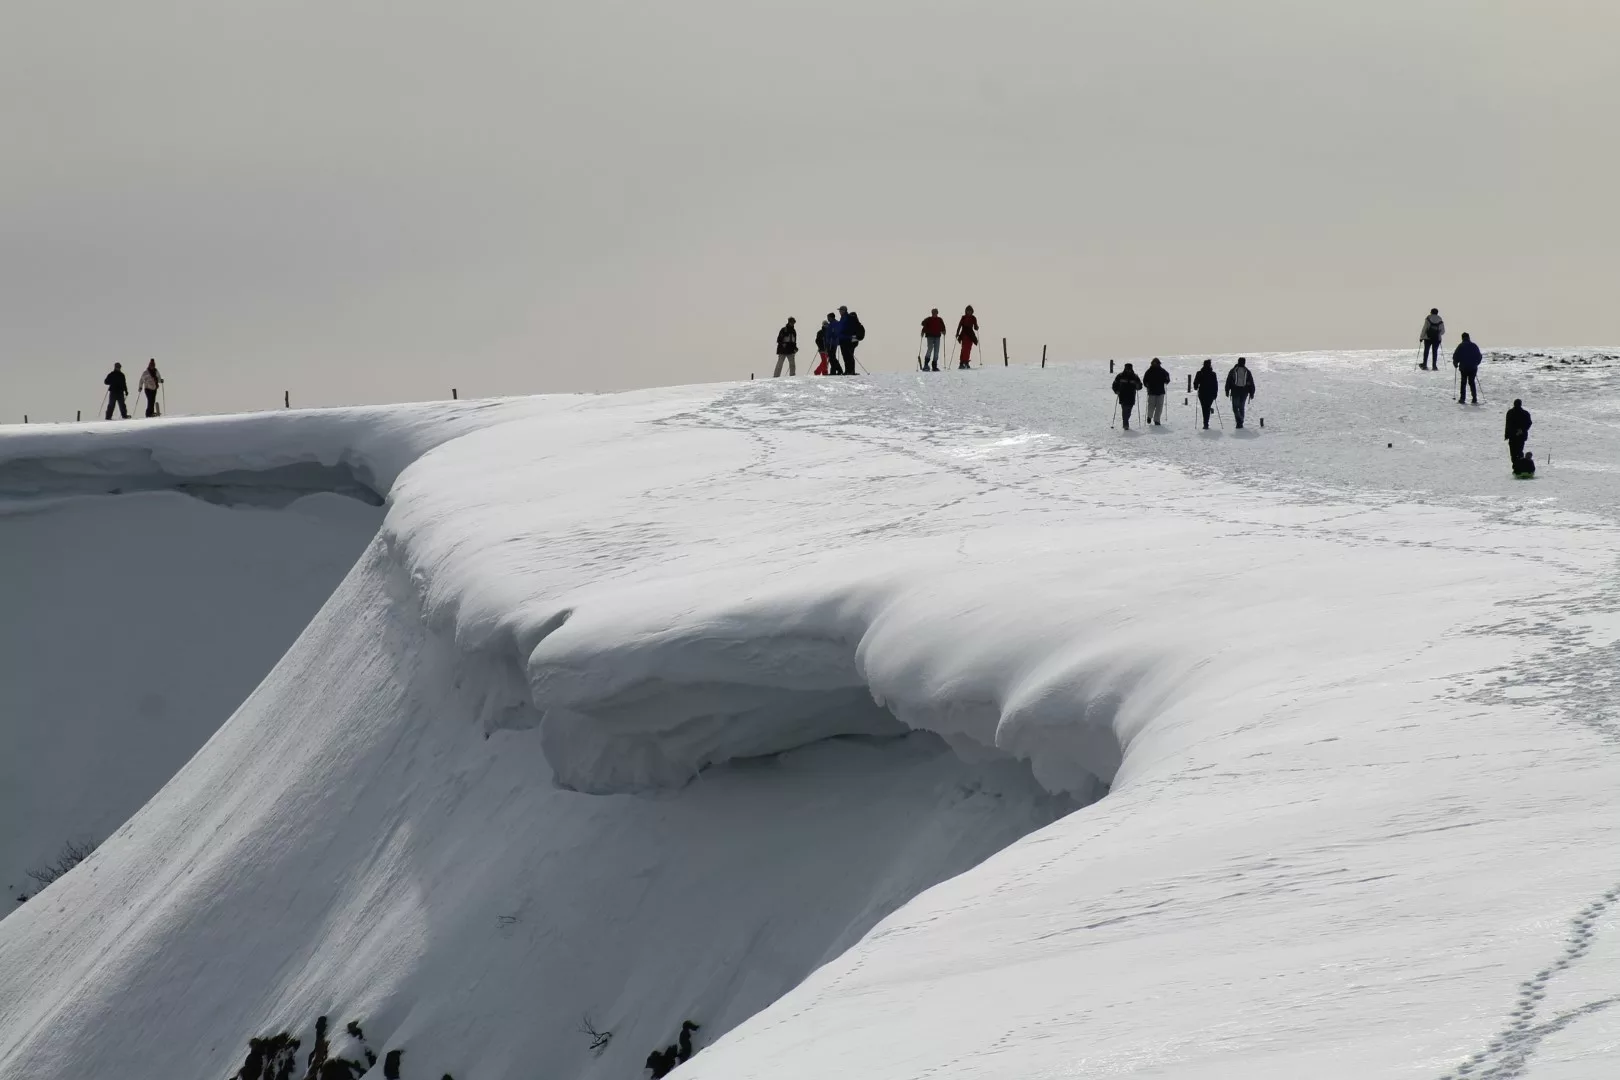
3, 349, 1619, 1079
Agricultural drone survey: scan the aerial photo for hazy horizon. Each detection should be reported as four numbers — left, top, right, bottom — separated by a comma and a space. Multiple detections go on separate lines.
5, 0, 1618, 419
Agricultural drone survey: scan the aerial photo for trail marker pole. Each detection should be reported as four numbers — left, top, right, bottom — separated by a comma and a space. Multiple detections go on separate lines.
1003, 337, 1008, 367
77, 410, 82, 421
284, 390, 290, 408
1041, 345, 1047, 369
1109, 359, 1115, 373
452, 388, 458, 399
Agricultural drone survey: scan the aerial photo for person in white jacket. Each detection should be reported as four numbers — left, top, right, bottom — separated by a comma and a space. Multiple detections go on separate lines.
1419, 308, 1445, 370
139, 359, 163, 417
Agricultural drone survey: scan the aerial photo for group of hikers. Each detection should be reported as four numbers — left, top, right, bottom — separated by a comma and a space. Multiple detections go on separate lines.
1419, 308, 1484, 405
1419, 308, 1535, 475
1110, 357, 1257, 431
774, 307, 868, 377
774, 305, 988, 377
100, 360, 163, 419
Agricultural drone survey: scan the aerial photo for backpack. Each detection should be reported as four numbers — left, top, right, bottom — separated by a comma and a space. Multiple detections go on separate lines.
848, 313, 865, 341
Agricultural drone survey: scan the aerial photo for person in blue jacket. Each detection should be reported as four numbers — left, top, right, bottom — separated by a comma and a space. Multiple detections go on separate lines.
1453, 332, 1482, 405
821, 311, 844, 374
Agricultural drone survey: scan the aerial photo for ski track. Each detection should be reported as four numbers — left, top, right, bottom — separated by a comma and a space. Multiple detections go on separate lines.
671, 351, 1620, 1078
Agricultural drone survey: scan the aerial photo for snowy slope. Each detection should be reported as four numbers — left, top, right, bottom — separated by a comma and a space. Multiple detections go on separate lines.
3, 351, 1619, 1080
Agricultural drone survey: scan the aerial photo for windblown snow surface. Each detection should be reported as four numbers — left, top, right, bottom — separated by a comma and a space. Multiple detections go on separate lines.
2, 350, 1619, 1080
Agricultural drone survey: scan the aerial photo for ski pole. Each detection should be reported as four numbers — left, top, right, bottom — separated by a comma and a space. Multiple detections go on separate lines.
917, 333, 924, 371
1111, 398, 1118, 429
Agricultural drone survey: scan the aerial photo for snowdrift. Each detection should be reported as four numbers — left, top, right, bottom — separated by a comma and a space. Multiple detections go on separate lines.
4, 353, 1620, 1079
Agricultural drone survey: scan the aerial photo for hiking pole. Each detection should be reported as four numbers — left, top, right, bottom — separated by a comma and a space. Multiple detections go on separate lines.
917, 333, 924, 372
1111, 398, 1119, 429
160, 383, 167, 417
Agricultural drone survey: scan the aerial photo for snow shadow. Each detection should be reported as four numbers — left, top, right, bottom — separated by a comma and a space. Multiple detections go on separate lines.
0, 450, 383, 508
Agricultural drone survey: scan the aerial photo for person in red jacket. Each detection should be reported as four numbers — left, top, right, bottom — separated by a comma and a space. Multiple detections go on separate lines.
956, 306, 979, 369
920, 309, 947, 370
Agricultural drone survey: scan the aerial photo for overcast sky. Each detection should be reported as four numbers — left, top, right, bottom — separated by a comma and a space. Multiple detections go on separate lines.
3, 0, 1617, 418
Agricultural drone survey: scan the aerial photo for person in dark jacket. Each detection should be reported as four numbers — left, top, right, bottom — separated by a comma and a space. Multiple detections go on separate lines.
773, 317, 798, 377
920, 309, 946, 371
956, 306, 979, 369
1193, 359, 1220, 429
1224, 357, 1256, 428
838, 306, 864, 375
103, 363, 130, 419
1142, 358, 1170, 426
1453, 332, 1482, 404
1112, 363, 1143, 429
1505, 399, 1532, 472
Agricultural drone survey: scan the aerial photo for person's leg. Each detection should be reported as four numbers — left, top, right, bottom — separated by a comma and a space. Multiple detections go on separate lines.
842, 342, 857, 373
1200, 398, 1212, 428
116, 393, 129, 419
1468, 372, 1478, 403
787, 354, 796, 376
960, 340, 972, 368
1231, 397, 1245, 427
1120, 399, 1132, 429
773, 354, 786, 377
1510, 437, 1524, 470
105, 396, 114, 420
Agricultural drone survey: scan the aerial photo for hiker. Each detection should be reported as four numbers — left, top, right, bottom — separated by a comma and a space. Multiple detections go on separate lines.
1453, 332, 1482, 404
676, 1021, 700, 1063
1142, 358, 1170, 426
821, 311, 843, 374
1225, 358, 1256, 428
1505, 399, 1533, 472
774, 317, 798, 377
956, 306, 979, 369
1193, 359, 1219, 429
814, 313, 836, 375
1420, 308, 1445, 370
838, 306, 865, 375
139, 359, 163, 416
103, 363, 130, 419
645, 1049, 676, 1079
1112, 362, 1143, 429
921, 308, 946, 371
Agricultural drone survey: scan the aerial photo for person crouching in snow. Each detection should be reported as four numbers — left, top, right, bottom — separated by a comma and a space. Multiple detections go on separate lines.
1112, 362, 1143, 429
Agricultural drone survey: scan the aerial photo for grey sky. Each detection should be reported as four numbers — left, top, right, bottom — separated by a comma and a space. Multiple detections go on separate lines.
3, 0, 1617, 418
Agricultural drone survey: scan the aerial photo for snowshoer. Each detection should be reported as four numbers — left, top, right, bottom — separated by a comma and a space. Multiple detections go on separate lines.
822, 311, 844, 374
774, 317, 798, 377
956, 306, 978, 369
1420, 308, 1445, 370
839, 306, 864, 375
1453, 332, 1482, 404
1142, 358, 1170, 425
1193, 359, 1219, 429
1225, 358, 1256, 428
103, 363, 130, 419
1113, 363, 1143, 430
139, 359, 163, 417
1505, 399, 1532, 473
921, 309, 946, 371
814, 314, 836, 375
